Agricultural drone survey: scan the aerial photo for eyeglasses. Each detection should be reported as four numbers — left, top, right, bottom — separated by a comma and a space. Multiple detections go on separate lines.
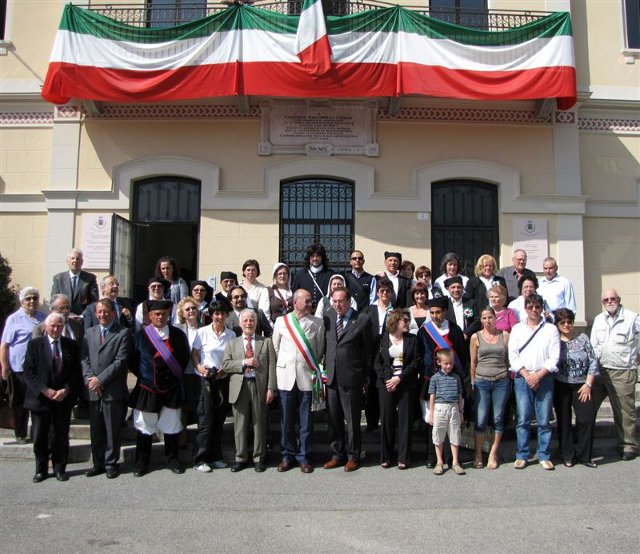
23, 296, 39, 301
378, 289, 391, 294
602, 297, 618, 303
526, 305, 543, 311
183, 306, 198, 312
149, 284, 164, 289
232, 294, 247, 299
557, 320, 573, 326
351, 256, 364, 261
52, 305, 71, 311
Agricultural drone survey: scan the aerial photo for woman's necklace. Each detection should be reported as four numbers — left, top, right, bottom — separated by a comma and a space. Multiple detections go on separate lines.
481, 329, 499, 343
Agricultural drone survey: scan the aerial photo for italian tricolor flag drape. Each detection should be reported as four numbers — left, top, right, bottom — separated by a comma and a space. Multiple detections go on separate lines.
41, 4, 577, 109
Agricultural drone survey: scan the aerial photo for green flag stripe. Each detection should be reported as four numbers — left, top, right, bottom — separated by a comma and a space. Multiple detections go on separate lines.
58, 4, 571, 46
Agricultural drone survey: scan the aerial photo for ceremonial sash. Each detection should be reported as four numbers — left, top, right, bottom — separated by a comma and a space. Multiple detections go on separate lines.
144, 325, 183, 380
421, 320, 463, 372
283, 312, 326, 408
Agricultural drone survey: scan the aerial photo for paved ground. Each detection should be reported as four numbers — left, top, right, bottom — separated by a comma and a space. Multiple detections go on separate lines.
1, 446, 638, 553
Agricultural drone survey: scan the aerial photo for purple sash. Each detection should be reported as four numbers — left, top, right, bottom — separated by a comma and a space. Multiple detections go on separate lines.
421, 320, 463, 372
144, 325, 183, 380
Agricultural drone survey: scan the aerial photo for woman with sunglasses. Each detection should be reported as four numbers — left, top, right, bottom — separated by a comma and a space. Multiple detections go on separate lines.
554, 308, 599, 468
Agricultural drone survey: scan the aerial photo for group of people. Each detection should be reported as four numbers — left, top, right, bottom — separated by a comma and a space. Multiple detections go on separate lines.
0, 245, 638, 483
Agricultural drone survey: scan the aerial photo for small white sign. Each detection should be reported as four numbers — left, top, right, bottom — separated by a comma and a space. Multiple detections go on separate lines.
82, 214, 112, 269
513, 218, 548, 272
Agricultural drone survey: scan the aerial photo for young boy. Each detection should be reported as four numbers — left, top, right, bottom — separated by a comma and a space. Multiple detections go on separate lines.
427, 349, 465, 475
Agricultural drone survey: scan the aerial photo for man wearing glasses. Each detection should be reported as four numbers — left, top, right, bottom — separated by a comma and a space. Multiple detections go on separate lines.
508, 293, 560, 470
344, 250, 376, 311
225, 286, 272, 338
498, 249, 536, 303
1, 287, 47, 443
591, 289, 640, 461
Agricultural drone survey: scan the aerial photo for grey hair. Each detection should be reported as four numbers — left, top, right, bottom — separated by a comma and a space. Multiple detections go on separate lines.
238, 308, 257, 322
68, 247, 83, 257
19, 286, 40, 301
45, 312, 65, 326
50, 293, 71, 306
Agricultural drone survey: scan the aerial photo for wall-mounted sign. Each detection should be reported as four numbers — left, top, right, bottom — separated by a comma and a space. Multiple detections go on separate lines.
82, 214, 112, 269
259, 99, 379, 156
513, 218, 548, 273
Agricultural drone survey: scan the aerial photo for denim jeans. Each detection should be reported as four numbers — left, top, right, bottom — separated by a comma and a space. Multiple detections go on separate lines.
514, 374, 554, 461
473, 377, 511, 434
279, 385, 313, 464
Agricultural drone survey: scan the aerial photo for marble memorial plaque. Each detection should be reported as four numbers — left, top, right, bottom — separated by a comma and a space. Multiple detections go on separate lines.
259, 99, 379, 156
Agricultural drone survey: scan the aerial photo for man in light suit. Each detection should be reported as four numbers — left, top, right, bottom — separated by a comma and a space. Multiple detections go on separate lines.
51, 248, 99, 317
82, 299, 132, 479
82, 275, 134, 330
222, 309, 276, 473
22, 312, 82, 483
272, 289, 325, 473
323, 287, 372, 472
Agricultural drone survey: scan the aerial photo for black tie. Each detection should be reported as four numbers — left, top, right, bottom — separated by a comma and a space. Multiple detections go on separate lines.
336, 315, 346, 341
52, 340, 62, 375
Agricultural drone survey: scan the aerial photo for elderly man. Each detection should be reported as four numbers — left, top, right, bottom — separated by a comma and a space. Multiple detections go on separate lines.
508, 293, 560, 470
272, 289, 325, 473
130, 299, 190, 477
323, 287, 372, 472
344, 249, 376, 311
82, 275, 134, 330
591, 289, 640, 461
23, 312, 82, 482
222, 309, 277, 473
34, 294, 84, 344
417, 296, 468, 468
82, 299, 132, 479
373, 251, 412, 308
1, 287, 47, 443
51, 248, 99, 317
538, 257, 577, 313
498, 249, 536, 302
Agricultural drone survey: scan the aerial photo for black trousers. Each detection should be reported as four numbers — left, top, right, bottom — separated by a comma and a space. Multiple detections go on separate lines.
553, 380, 597, 463
31, 404, 72, 473
8, 371, 30, 439
378, 381, 414, 464
327, 383, 362, 461
193, 377, 228, 465
89, 399, 127, 469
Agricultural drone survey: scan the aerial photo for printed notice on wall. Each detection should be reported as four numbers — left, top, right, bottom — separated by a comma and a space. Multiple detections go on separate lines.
513, 219, 548, 272
82, 214, 112, 269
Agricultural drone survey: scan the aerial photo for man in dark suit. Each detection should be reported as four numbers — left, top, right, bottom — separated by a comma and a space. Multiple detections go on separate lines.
497, 249, 536, 303
225, 285, 272, 337
22, 313, 82, 483
444, 277, 480, 337
50, 248, 99, 317
222, 309, 276, 473
373, 251, 412, 308
82, 299, 132, 479
33, 294, 84, 345
82, 275, 134, 330
323, 287, 372, 472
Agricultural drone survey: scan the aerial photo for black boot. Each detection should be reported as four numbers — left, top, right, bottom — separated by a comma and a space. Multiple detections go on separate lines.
164, 433, 185, 474
134, 432, 152, 477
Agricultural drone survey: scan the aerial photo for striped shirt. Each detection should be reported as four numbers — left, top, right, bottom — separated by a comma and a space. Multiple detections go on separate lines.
428, 370, 462, 404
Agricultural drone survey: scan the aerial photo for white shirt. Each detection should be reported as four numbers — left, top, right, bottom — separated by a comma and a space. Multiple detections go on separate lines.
192, 325, 236, 373
241, 280, 270, 320
508, 320, 560, 374
538, 273, 576, 313
450, 298, 464, 329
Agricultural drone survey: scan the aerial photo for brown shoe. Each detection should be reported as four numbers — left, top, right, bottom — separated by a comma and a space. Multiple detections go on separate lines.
323, 458, 343, 469
344, 459, 359, 472
300, 463, 314, 473
277, 460, 295, 472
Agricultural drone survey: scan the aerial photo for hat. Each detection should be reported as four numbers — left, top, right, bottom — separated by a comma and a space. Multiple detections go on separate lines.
428, 296, 449, 309
384, 251, 402, 263
147, 299, 173, 312
444, 276, 463, 289
147, 276, 170, 291
220, 271, 237, 282
191, 280, 212, 293
209, 299, 231, 313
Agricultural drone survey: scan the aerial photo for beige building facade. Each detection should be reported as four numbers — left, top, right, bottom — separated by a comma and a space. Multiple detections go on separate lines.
1, 0, 638, 325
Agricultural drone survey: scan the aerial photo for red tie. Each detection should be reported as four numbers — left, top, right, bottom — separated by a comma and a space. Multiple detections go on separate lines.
245, 336, 254, 358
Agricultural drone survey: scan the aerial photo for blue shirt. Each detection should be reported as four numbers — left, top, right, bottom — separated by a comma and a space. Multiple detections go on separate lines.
428, 369, 462, 404
1, 308, 47, 373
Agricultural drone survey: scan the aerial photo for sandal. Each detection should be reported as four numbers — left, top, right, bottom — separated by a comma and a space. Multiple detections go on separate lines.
474, 456, 484, 469
397, 462, 408, 470
433, 463, 444, 475
487, 456, 498, 470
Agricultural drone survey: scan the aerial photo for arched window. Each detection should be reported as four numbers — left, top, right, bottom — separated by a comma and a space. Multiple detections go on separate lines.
431, 180, 498, 277
280, 178, 354, 275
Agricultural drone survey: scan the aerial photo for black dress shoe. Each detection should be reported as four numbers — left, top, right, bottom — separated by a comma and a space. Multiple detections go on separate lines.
254, 461, 266, 473
622, 452, 636, 461
85, 467, 105, 477
33, 472, 47, 483
425, 461, 436, 469
168, 460, 185, 474
106, 467, 120, 479
133, 466, 147, 477
277, 460, 295, 472
55, 471, 69, 482
230, 462, 246, 472
580, 461, 598, 468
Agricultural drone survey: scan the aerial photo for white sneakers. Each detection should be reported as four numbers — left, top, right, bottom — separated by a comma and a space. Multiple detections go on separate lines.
194, 463, 212, 473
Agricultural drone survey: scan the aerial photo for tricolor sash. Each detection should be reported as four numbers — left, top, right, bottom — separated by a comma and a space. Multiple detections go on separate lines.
421, 320, 463, 372
283, 312, 326, 410
144, 325, 183, 380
